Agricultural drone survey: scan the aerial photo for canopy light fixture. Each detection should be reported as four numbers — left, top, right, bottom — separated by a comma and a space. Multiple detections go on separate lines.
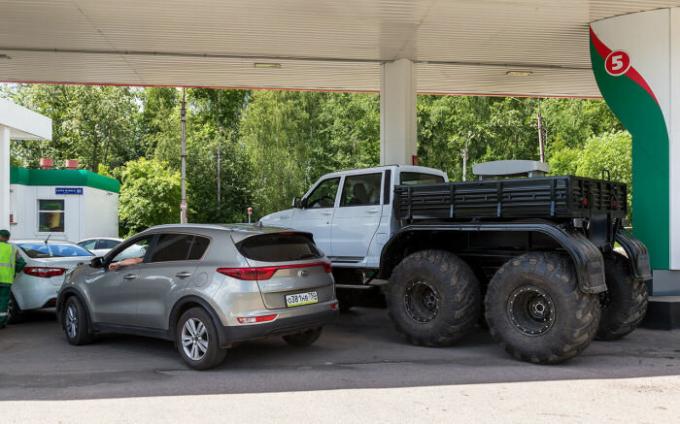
0, 54, 11, 60
506, 70, 533, 77
253, 62, 282, 69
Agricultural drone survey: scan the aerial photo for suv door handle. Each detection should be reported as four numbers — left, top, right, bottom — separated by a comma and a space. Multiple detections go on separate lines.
175, 271, 192, 279
321, 211, 333, 216
366, 209, 380, 214
123, 273, 137, 280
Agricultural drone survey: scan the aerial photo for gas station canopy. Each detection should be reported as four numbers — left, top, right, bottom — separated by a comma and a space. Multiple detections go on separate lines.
1, 0, 678, 97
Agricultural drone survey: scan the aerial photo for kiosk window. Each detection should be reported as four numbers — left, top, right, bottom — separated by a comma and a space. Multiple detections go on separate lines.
38, 200, 65, 232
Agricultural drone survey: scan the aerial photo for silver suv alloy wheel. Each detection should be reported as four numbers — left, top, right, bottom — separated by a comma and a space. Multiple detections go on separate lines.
181, 318, 209, 361
65, 304, 78, 339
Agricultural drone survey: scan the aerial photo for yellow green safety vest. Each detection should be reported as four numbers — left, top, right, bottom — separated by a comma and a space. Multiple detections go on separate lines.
0, 242, 17, 284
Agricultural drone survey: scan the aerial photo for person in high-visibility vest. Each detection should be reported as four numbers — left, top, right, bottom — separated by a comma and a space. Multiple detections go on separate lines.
0, 229, 25, 329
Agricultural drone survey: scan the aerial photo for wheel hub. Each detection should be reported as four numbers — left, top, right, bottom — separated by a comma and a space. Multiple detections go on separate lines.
181, 318, 209, 361
404, 281, 440, 323
65, 304, 78, 338
506, 285, 555, 336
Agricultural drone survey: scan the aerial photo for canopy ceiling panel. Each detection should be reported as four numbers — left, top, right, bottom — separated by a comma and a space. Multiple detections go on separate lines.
1, 0, 679, 96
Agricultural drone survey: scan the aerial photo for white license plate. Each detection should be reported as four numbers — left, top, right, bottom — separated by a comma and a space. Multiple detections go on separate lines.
285, 291, 319, 307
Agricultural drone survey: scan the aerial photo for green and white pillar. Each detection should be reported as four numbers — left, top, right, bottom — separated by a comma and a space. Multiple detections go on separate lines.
590, 8, 680, 294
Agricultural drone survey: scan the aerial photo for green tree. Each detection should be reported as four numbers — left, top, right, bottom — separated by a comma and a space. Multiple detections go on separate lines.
116, 158, 181, 235
239, 91, 380, 215
3, 84, 140, 170
576, 131, 632, 220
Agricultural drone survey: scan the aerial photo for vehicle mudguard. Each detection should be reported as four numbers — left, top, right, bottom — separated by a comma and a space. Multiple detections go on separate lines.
615, 229, 653, 282
380, 222, 607, 294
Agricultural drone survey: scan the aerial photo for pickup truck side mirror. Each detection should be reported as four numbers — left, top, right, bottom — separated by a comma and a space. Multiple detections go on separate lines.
292, 197, 306, 208
90, 256, 105, 268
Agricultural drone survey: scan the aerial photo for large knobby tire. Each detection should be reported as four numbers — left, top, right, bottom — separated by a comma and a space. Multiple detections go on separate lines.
485, 252, 600, 364
62, 296, 94, 345
283, 327, 323, 346
387, 250, 481, 347
176, 307, 227, 370
596, 253, 648, 341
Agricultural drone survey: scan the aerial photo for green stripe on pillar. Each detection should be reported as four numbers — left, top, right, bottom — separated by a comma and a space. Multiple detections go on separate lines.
590, 42, 669, 269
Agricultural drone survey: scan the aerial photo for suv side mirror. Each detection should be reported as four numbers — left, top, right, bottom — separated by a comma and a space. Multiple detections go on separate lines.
90, 257, 105, 268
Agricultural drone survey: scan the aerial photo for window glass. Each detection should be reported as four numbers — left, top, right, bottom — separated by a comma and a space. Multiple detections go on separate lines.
97, 239, 120, 249
38, 199, 65, 232
18, 243, 93, 258
305, 178, 340, 208
188, 236, 210, 260
78, 240, 97, 250
237, 233, 321, 262
340, 173, 382, 207
149, 234, 194, 262
112, 237, 152, 263
400, 172, 445, 186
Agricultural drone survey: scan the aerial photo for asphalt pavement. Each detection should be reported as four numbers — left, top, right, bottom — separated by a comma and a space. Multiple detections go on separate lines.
2, 308, 680, 423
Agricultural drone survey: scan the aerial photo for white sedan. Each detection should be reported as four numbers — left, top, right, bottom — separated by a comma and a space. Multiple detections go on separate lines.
9, 240, 94, 323
77, 237, 122, 256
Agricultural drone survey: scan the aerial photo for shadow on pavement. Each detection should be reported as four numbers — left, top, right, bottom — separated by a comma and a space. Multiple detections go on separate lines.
1, 307, 680, 401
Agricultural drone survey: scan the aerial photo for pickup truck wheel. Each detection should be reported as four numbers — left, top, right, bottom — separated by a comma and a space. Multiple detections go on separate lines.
387, 250, 481, 347
485, 252, 600, 364
596, 253, 648, 341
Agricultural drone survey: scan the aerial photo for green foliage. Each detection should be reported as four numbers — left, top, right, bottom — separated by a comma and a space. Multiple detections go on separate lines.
185, 123, 253, 223
549, 131, 632, 221
576, 131, 633, 220
116, 158, 181, 236
3, 84, 140, 170
240, 91, 379, 216
2, 83, 629, 227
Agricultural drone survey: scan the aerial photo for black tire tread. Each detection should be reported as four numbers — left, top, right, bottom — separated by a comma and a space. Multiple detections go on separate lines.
485, 252, 600, 364
63, 296, 94, 345
596, 253, 648, 341
387, 249, 481, 347
176, 307, 227, 370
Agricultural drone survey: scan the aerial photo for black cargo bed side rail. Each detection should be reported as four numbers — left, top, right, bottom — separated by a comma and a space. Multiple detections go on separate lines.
380, 222, 607, 294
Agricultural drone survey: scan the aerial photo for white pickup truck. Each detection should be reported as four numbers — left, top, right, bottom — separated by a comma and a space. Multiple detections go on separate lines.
260, 162, 650, 365
261, 165, 447, 269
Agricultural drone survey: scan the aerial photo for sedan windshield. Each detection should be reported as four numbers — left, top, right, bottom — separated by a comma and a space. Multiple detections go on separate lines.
18, 243, 94, 259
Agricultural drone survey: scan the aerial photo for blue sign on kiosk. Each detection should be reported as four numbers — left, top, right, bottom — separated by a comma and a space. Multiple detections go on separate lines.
55, 187, 84, 195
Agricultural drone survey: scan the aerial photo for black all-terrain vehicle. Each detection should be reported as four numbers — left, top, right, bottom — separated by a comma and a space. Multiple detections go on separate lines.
260, 160, 651, 364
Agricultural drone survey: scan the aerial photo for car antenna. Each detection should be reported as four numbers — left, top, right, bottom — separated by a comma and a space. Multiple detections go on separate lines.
44, 233, 52, 245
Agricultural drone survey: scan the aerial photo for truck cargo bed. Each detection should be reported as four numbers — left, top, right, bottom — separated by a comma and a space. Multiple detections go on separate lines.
394, 176, 627, 222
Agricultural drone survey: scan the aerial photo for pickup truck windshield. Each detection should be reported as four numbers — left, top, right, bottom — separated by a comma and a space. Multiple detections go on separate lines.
400, 172, 445, 186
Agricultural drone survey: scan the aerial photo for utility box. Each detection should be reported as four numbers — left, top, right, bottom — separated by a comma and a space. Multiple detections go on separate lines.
9, 167, 119, 241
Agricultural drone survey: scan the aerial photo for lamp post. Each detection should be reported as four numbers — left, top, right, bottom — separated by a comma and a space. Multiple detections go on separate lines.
180, 88, 188, 224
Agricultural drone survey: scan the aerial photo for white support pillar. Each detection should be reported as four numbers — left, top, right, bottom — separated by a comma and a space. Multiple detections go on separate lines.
380, 58, 417, 165
0, 126, 10, 230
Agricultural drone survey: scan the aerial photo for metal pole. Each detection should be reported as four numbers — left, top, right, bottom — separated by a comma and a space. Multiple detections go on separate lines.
180, 88, 188, 223
216, 143, 221, 213
537, 99, 546, 163
461, 140, 469, 182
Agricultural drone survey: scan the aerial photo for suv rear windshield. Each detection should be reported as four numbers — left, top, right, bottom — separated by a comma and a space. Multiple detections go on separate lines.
400, 172, 445, 186
237, 233, 322, 262
18, 243, 93, 258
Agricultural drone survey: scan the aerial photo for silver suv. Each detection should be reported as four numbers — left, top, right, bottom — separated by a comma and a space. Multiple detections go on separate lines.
57, 224, 338, 369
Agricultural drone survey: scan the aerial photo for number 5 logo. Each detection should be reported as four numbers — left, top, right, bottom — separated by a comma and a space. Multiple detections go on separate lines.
605, 50, 631, 76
